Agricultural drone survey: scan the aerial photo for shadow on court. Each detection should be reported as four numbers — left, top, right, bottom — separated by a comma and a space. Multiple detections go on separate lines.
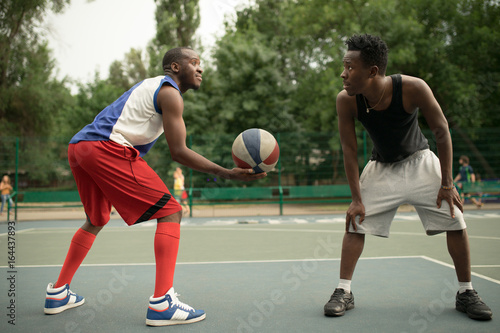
1, 212, 499, 332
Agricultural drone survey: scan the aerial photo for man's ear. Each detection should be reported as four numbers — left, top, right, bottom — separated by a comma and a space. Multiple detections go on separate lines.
171, 62, 180, 73
369, 65, 379, 78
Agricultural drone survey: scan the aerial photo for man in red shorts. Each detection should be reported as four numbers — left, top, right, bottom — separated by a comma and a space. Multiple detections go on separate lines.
43, 47, 266, 326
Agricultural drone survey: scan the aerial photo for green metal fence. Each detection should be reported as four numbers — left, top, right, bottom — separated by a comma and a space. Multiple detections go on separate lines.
1, 128, 499, 218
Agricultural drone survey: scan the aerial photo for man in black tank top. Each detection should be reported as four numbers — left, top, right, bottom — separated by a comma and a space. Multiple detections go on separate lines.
324, 34, 492, 321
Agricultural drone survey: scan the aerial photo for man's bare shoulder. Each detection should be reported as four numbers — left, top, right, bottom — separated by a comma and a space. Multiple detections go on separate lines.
157, 84, 184, 114
400, 74, 435, 111
336, 89, 357, 115
400, 74, 429, 92
158, 84, 182, 98
337, 89, 352, 100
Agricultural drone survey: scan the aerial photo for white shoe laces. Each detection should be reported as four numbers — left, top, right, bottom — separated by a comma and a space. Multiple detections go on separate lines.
170, 292, 194, 312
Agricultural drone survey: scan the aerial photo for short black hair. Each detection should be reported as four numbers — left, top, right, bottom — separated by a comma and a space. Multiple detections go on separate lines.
162, 47, 193, 72
346, 34, 388, 74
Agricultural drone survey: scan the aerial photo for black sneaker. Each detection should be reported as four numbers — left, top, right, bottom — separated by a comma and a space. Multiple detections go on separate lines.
456, 290, 492, 320
324, 288, 355, 317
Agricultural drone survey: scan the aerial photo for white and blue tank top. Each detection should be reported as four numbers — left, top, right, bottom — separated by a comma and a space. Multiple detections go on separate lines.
70, 75, 181, 157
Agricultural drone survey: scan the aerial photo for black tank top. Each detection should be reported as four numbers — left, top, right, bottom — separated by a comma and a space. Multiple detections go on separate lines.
356, 74, 429, 163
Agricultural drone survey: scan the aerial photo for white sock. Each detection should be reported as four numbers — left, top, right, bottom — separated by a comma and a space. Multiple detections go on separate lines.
337, 279, 351, 293
458, 281, 473, 294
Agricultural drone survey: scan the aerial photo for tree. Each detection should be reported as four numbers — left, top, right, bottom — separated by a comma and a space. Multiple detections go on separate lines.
108, 48, 148, 91
0, 0, 71, 137
0, 0, 68, 90
147, 0, 201, 77
0, 0, 76, 186
216, 0, 500, 183
210, 31, 298, 134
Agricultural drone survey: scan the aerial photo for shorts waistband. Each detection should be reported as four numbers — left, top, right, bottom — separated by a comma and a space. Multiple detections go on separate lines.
383, 148, 431, 165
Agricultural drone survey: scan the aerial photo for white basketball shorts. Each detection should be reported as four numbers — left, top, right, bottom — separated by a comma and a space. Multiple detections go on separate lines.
350, 149, 466, 237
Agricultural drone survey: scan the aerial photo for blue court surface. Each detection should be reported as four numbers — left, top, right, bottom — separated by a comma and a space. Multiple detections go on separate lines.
1, 210, 499, 332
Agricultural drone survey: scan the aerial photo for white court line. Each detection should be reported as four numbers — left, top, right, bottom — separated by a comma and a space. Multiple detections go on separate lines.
1, 254, 495, 269
389, 232, 500, 241
0, 226, 347, 235
468, 235, 500, 240
4, 256, 498, 285
0, 226, 135, 236
4, 224, 500, 239
421, 255, 500, 285
1, 256, 423, 268
184, 227, 346, 233
0, 228, 37, 237
472, 265, 500, 268
2, 228, 500, 241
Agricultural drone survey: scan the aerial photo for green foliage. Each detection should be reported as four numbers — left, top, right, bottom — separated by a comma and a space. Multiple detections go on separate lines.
3, 0, 500, 188
210, 0, 499, 182
71, 74, 124, 133
0, 1, 71, 137
209, 30, 299, 134
182, 67, 216, 135
375, 0, 500, 129
0, 0, 74, 185
147, 0, 200, 76
108, 48, 149, 91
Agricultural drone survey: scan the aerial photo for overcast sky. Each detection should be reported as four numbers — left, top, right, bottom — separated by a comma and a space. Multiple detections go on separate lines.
45, 0, 252, 83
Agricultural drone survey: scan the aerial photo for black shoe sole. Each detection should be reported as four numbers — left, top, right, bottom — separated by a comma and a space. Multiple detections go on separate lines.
324, 303, 355, 317
456, 305, 492, 321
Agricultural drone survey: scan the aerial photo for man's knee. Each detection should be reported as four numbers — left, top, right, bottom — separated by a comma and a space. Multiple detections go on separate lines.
157, 210, 182, 224
81, 219, 104, 235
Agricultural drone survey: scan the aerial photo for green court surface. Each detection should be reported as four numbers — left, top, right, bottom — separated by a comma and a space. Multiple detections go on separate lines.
1, 211, 499, 332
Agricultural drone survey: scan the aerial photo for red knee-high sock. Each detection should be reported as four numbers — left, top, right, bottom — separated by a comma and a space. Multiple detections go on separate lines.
154, 222, 180, 297
55, 228, 96, 288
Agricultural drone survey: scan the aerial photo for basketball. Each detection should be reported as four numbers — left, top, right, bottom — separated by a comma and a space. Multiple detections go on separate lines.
231, 128, 280, 173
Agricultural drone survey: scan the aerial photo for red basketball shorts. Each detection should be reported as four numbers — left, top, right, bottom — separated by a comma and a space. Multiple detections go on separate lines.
68, 141, 182, 226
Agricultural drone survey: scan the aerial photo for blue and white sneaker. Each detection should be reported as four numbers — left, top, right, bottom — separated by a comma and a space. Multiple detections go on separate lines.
44, 283, 85, 314
146, 287, 206, 326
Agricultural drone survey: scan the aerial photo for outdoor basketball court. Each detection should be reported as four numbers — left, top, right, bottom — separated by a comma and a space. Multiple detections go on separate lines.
1, 210, 499, 332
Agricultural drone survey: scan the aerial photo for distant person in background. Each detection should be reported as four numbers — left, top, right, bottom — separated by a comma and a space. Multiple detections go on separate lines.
43, 47, 266, 327
454, 155, 483, 208
0, 175, 14, 215
173, 167, 190, 215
